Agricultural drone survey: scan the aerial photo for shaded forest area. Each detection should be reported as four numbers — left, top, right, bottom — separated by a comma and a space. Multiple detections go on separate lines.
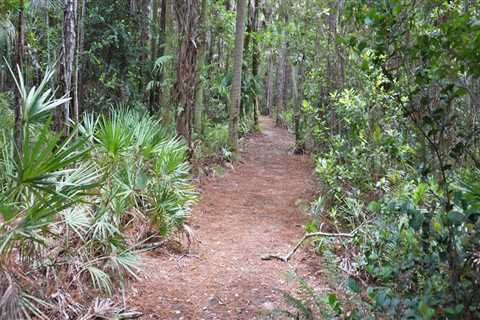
1, 0, 480, 319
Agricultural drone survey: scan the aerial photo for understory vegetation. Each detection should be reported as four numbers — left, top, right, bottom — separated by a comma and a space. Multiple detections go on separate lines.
0, 69, 196, 319
1, 0, 479, 319
276, 1, 480, 319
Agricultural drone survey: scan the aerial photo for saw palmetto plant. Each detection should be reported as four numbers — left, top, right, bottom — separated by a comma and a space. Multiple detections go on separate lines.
0, 66, 197, 319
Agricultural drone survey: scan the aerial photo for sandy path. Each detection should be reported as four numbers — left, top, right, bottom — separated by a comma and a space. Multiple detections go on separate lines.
128, 117, 317, 319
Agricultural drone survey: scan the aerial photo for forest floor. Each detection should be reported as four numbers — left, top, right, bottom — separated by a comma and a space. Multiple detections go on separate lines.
127, 117, 326, 319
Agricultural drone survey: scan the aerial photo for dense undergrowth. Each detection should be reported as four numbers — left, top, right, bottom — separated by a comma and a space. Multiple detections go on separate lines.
0, 69, 197, 319
278, 1, 480, 319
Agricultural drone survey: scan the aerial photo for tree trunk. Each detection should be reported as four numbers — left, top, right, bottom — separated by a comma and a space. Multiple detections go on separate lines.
275, 12, 288, 127
149, 0, 159, 111
281, 14, 290, 115
73, 0, 86, 124
228, 0, 247, 154
156, 0, 167, 110
251, 0, 260, 127
240, 0, 253, 120
265, 51, 274, 115
14, 0, 26, 154
172, 0, 201, 154
292, 56, 305, 154
55, 0, 76, 134
274, 54, 280, 119
139, 0, 150, 93
194, 0, 209, 134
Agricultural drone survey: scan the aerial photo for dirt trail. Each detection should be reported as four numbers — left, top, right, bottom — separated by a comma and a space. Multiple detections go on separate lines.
128, 117, 319, 319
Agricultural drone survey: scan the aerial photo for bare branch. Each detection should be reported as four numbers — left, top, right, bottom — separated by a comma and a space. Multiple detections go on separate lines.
261, 231, 355, 262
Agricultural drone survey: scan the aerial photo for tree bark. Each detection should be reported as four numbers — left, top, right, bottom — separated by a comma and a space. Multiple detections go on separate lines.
55, 0, 76, 134
228, 0, 247, 154
275, 11, 288, 127
292, 55, 305, 154
155, 0, 167, 110
139, 0, 150, 93
265, 51, 274, 115
240, 0, 253, 120
251, 0, 260, 127
73, 0, 86, 124
194, 0, 209, 134
14, 0, 26, 154
172, 0, 201, 154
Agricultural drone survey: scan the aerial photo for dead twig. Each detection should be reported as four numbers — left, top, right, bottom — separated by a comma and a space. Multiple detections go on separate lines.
135, 240, 168, 252
261, 231, 356, 262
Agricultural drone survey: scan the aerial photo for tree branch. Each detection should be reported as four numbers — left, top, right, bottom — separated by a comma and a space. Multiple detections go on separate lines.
261, 231, 355, 262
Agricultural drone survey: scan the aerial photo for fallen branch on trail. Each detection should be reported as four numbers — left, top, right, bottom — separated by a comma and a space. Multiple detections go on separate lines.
261, 231, 356, 262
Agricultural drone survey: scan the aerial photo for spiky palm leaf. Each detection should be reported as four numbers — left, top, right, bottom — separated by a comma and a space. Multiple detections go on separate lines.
7, 63, 70, 126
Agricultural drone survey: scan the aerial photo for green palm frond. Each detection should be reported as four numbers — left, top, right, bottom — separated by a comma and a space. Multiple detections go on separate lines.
86, 266, 113, 295
78, 113, 99, 144
11, 125, 92, 200
63, 207, 91, 239
107, 250, 140, 280
6, 63, 70, 125
20, 293, 52, 320
29, 0, 63, 12
95, 114, 133, 159
153, 55, 173, 73
90, 209, 120, 242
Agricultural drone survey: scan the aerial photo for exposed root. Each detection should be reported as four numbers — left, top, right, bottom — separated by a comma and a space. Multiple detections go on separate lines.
261, 231, 356, 262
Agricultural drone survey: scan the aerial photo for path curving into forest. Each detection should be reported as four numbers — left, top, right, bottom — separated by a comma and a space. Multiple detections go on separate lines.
128, 117, 320, 319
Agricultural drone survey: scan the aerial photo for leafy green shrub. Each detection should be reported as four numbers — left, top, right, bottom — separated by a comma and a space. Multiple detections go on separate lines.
279, 110, 294, 131
239, 117, 255, 137
350, 171, 480, 318
307, 47, 480, 317
199, 123, 232, 161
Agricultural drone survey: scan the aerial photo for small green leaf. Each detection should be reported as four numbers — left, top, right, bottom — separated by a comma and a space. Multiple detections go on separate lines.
419, 301, 435, 319
368, 201, 381, 213
447, 211, 465, 225
327, 293, 337, 305
0, 204, 16, 222
305, 221, 318, 233
347, 277, 360, 293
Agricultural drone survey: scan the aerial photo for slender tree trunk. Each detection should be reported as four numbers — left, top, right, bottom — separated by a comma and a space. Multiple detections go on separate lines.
156, 0, 167, 109
292, 56, 305, 154
275, 12, 288, 127
73, 0, 86, 124
172, 0, 201, 154
194, 0, 208, 133
14, 0, 26, 154
264, 2, 274, 116
274, 54, 280, 118
240, 0, 253, 120
228, 0, 247, 153
55, 0, 76, 134
149, 0, 159, 111
326, 1, 347, 135
151, 0, 159, 63
139, 0, 150, 93
251, 0, 260, 127
265, 51, 274, 115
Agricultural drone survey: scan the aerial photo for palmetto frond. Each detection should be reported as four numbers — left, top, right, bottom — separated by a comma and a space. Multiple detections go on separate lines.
7, 63, 70, 126
86, 266, 113, 295
153, 55, 173, 73
29, 0, 63, 12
